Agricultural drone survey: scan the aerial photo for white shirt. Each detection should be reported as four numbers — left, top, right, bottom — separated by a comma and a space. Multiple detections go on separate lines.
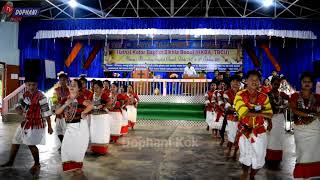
184, 66, 197, 77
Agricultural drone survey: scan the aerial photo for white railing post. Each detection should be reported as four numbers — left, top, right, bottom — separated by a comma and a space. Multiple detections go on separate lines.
162, 81, 167, 96
70, 77, 210, 96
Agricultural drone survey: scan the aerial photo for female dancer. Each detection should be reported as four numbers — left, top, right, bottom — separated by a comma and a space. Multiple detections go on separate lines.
55, 79, 93, 172
289, 72, 320, 179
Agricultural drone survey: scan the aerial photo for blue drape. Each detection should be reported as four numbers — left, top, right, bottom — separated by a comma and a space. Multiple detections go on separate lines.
20, 38, 320, 91
19, 18, 320, 49
18, 18, 320, 91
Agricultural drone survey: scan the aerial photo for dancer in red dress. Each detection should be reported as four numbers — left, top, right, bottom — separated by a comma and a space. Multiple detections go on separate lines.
127, 84, 140, 130
55, 79, 93, 172
289, 72, 320, 179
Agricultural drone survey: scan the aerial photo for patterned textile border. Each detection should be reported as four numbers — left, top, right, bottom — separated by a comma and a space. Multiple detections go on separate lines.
139, 95, 205, 104
136, 119, 207, 127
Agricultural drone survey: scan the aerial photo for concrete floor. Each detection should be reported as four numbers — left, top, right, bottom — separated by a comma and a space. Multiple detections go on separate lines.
0, 119, 296, 180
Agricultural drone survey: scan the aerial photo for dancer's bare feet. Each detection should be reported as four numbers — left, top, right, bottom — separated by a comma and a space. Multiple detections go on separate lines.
29, 164, 41, 175
115, 141, 127, 145
0, 161, 13, 168
225, 150, 231, 157
232, 151, 238, 160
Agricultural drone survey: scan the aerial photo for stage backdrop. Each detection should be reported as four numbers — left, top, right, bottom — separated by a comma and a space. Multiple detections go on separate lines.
105, 48, 242, 72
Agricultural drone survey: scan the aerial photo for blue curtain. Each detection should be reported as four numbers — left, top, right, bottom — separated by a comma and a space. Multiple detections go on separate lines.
242, 39, 319, 89
20, 38, 320, 91
20, 39, 66, 90
19, 18, 320, 49
61, 40, 105, 78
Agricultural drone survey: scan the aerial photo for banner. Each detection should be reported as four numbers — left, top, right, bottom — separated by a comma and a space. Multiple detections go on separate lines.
105, 48, 242, 72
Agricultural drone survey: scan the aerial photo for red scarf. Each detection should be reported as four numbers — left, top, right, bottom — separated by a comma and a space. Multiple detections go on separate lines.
23, 91, 45, 129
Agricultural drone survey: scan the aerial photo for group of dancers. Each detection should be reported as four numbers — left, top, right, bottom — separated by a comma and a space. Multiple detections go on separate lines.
0, 69, 319, 179
205, 70, 320, 179
0, 72, 139, 175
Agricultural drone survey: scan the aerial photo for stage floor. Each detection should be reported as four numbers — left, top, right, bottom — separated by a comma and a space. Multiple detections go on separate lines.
0, 119, 295, 180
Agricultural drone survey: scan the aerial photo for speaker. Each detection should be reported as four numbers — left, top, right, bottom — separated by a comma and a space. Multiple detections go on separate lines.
24, 59, 41, 76
314, 61, 320, 78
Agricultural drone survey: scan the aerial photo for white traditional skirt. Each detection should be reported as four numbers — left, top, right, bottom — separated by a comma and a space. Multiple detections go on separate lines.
120, 109, 129, 135
206, 111, 216, 129
109, 111, 122, 136
61, 119, 89, 172
55, 117, 67, 136
226, 120, 238, 143
90, 114, 111, 154
12, 125, 46, 146
211, 112, 224, 130
293, 119, 320, 179
239, 132, 267, 169
266, 113, 285, 161
127, 105, 137, 124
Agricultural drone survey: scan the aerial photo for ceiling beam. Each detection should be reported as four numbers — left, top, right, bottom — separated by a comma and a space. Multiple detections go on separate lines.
278, 0, 320, 15
105, 0, 122, 17
217, 0, 225, 16
244, 5, 264, 17
128, 0, 139, 17
275, 0, 299, 18
225, 0, 242, 17
243, 0, 248, 16
81, 1, 118, 18
171, 0, 174, 17
142, 0, 160, 17
154, 0, 171, 16
186, 1, 201, 16
40, 3, 65, 13
98, 0, 103, 16
122, 1, 130, 16
137, 0, 139, 17
39, 14, 52, 19
173, 0, 189, 16
53, 6, 68, 19
45, 0, 73, 18
276, 0, 298, 18
205, 0, 212, 17
231, 1, 269, 17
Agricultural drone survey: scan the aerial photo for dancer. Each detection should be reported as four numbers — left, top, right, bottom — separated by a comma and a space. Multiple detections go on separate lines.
127, 84, 139, 130
234, 70, 273, 180
223, 75, 241, 159
261, 78, 272, 94
79, 76, 93, 101
266, 77, 289, 170
289, 72, 320, 179
0, 76, 53, 175
118, 85, 129, 136
108, 83, 123, 144
55, 79, 93, 172
212, 81, 226, 139
103, 80, 111, 95
90, 80, 112, 155
205, 82, 217, 138
52, 71, 69, 143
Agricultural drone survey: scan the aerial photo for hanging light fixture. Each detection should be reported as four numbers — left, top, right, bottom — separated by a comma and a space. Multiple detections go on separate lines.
68, 0, 78, 8
263, 0, 273, 7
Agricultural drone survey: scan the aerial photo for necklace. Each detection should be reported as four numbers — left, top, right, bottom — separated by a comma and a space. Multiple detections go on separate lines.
64, 98, 78, 122
297, 92, 314, 110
